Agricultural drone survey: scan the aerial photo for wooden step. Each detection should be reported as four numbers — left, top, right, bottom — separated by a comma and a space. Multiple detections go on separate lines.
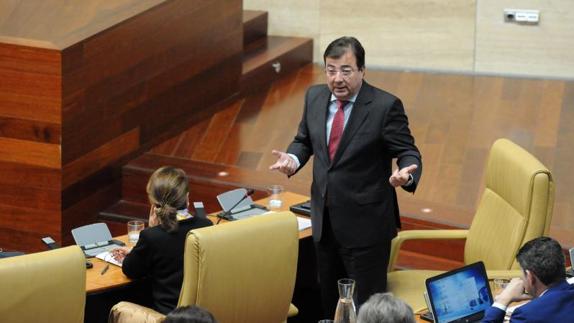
243, 10, 267, 47
241, 36, 313, 94
99, 200, 149, 236
129, 152, 308, 193
100, 199, 149, 222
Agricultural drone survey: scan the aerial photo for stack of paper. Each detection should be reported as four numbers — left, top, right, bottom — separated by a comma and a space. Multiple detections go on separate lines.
296, 217, 312, 231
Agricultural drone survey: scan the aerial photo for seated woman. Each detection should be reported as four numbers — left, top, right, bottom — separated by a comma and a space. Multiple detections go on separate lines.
112, 166, 213, 314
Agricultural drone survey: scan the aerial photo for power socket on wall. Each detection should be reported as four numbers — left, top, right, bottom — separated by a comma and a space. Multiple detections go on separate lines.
504, 9, 540, 25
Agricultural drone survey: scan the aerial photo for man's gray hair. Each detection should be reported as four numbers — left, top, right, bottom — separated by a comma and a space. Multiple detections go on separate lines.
357, 293, 415, 323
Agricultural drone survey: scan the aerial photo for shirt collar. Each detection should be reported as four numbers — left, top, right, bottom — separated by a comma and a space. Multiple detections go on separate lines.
176, 209, 192, 220
330, 89, 360, 104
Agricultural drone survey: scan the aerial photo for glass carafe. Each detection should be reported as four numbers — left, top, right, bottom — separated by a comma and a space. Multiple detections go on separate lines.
334, 278, 357, 323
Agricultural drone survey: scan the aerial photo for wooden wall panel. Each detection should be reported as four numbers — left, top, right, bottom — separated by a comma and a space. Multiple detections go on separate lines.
61, 0, 242, 163
58, 0, 242, 248
0, 116, 60, 144
0, 42, 62, 252
62, 128, 140, 188
0, 0, 242, 252
0, 137, 60, 168
62, 179, 122, 246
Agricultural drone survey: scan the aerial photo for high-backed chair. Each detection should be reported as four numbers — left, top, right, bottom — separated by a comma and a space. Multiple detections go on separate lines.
0, 246, 86, 323
110, 211, 299, 323
387, 138, 554, 311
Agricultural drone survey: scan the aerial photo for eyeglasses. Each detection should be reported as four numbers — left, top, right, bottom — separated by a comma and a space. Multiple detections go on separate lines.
325, 67, 355, 77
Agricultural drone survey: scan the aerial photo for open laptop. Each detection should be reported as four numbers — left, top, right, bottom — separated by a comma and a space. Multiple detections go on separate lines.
425, 261, 493, 323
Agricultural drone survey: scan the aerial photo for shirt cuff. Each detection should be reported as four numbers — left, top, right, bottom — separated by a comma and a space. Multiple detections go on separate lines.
492, 302, 508, 312
287, 153, 301, 169
402, 174, 414, 187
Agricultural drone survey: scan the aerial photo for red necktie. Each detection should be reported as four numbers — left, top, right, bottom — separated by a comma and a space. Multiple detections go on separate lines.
328, 100, 347, 160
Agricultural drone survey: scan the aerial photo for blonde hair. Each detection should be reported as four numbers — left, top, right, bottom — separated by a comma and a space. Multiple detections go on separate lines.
146, 166, 189, 232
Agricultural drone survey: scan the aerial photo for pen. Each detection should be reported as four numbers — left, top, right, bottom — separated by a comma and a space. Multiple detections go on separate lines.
100, 264, 110, 275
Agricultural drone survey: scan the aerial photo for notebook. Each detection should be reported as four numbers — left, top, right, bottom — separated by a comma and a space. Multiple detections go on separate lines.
425, 261, 493, 323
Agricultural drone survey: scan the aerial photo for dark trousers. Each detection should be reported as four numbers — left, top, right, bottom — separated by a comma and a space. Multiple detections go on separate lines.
314, 209, 391, 318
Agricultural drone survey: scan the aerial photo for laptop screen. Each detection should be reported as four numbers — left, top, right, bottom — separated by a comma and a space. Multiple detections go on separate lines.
425, 261, 493, 323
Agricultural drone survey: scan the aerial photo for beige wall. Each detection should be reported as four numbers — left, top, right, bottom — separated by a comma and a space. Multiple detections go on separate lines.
476, 0, 574, 78
245, 0, 574, 78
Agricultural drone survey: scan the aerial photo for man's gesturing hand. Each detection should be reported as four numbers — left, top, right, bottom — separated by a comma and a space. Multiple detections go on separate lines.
389, 164, 418, 187
269, 150, 297, 176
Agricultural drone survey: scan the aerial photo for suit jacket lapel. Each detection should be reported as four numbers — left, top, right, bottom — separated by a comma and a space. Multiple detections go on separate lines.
330, 81, 372, 166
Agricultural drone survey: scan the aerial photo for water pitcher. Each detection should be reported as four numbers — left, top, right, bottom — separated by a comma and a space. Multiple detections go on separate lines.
334, 278, 357, 323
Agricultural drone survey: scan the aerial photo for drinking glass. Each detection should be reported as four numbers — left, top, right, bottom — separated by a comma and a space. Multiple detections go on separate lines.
127, 220, 144, 244
267, 184, 284, 210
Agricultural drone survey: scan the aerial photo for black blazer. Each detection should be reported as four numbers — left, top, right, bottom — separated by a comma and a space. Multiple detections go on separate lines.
122, 216, 213, 314
287, 81, 421, 248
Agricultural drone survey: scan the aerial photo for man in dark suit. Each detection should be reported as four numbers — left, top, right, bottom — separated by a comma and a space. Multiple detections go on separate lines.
270, 36, 422, 317
482, 237, 574, 323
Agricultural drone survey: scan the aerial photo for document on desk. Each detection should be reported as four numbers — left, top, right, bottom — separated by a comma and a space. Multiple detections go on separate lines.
296, 217, 312, 231
96, 251, 123, 267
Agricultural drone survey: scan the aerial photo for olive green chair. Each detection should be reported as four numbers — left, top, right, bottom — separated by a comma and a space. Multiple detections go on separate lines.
387, 138, 555, 311
110, 211, 299, 323
0, 246, 86, 323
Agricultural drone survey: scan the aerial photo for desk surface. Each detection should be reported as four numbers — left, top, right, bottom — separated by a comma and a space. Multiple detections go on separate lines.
86, 191, 311, 293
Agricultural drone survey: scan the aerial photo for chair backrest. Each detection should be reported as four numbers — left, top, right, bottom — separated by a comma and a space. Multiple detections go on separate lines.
465, 139, 554, 270
178, 211, 299, 323
0, 246, 86, 323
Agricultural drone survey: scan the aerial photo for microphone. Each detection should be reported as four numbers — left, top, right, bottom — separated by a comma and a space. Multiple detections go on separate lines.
216, 188, 255, 223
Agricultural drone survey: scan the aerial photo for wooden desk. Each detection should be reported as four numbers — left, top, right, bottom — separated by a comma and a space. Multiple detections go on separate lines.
86, 191, 311, 293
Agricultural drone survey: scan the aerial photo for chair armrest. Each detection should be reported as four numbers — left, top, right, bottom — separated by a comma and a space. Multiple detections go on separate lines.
288, 303, 298, 317
388, 229, 468, 272
108, 301, 165, 323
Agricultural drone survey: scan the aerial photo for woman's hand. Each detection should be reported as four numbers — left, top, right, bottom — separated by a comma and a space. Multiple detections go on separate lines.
111, 246, 131, 263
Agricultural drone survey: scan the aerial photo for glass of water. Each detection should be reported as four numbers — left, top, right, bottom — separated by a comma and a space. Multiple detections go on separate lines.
127, 220, 144, 244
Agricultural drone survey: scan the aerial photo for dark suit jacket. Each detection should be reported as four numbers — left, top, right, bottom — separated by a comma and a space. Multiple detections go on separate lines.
122, 216, 213, 314
287, 81, 421, 248
482, 280, 574, 323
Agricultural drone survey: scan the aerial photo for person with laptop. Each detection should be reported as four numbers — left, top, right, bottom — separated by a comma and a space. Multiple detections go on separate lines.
111, 166, 212, 314
482, 236, 574, 323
